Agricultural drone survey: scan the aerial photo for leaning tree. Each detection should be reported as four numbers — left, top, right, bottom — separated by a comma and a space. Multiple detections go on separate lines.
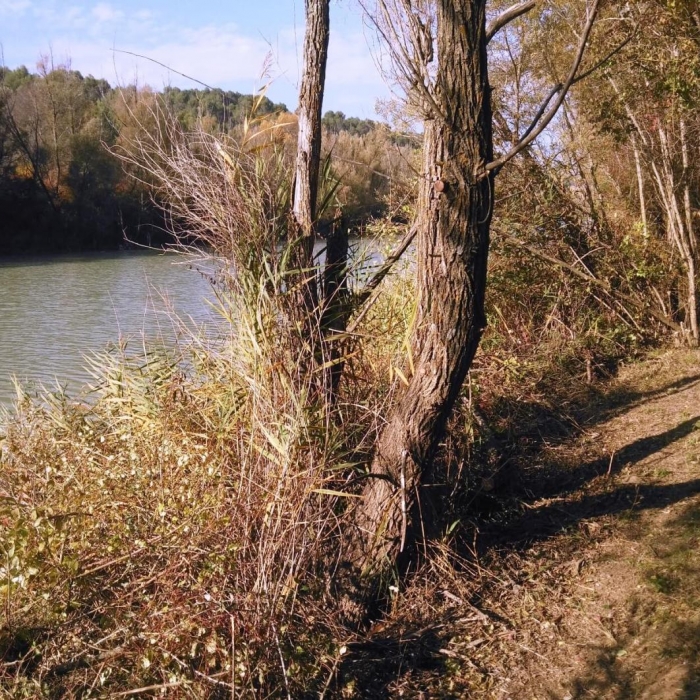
349, 0, 614, 577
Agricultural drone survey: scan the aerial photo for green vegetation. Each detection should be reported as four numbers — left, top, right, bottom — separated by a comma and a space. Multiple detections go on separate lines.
162, 87, 287, 131
0, 63, 159, 253
321, 111, 377, 136
2, 0, 700, 697
0, 62, 411, 255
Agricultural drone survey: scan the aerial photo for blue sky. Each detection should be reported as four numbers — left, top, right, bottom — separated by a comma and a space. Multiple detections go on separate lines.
0, 0, 389, 117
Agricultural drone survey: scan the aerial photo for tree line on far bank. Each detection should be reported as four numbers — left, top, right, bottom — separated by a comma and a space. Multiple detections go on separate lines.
4, 1, 700, 696
0, 61, 406, 255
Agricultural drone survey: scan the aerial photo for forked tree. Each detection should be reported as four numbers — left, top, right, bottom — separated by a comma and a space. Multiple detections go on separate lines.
350, 0, 606, 576
284, 0, 612, 584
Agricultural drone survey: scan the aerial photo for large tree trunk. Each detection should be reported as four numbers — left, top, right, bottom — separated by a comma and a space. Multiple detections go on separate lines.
351, 0, 494, 574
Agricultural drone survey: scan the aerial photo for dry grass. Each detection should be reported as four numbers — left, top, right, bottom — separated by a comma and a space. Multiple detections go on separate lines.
0, 249, 420, 698
0, 331, 351, 696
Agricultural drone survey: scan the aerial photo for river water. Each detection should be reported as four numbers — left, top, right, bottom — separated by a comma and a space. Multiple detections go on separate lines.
0, 251, 220, 408
0, 240, 389, 409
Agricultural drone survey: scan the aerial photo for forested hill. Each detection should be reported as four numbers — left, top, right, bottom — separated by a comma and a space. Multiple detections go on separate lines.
162, 86, 287, 131
0, 65, 384, 255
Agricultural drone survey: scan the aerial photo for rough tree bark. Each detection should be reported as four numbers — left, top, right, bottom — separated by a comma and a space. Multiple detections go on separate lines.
352, 0, 494, 573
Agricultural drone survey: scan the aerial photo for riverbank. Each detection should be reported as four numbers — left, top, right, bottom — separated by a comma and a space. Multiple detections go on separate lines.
3, 340, 699, 696
341, 348, 700, 698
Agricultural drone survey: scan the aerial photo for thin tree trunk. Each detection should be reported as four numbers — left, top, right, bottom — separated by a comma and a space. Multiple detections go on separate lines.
351, 0, 493, 574
680, 117, 696, 256
288, 0, 331, 391
679, 117, 698, 341
322, 209, 350, 398
560, 103, 611, 245
632, 133, 648, 237
658, 124, 699, 343
614, 76, 699, 345
292, 0, 330, 270
685, 256, 699, 343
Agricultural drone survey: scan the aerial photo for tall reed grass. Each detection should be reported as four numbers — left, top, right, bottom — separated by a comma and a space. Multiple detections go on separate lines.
0, 92, 419, 696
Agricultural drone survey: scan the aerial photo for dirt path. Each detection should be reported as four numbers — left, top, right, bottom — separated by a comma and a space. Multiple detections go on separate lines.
339, 350, 700, 699
501, 350, 700, 699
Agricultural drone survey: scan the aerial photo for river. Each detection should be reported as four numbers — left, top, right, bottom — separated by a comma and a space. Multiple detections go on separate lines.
0, 251, 221, 408
0, 240, 389, 410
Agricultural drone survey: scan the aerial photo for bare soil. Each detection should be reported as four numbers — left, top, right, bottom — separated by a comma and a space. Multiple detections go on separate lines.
338, 349, 700, 699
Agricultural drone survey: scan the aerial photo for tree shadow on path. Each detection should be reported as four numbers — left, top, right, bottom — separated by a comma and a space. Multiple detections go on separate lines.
560, 497, 700, 700
337, 371, 700, 698
486, 414, 700, 549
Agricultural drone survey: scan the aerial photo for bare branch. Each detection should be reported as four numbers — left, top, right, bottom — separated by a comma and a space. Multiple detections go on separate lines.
501, 233, 681, 332
359, 0, 446, 120
512, 83, 562, 147
347, 223, 418, 334
568, 32, 633, 85
608, 76, 648, 147
112, 49, 219, 91
486, 0, 537, 44
486, 0, 602, 174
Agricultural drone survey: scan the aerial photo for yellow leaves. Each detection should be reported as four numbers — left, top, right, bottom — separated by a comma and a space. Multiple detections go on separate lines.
13, 162, 34, 180
311, 488, 362, 499
391, 365, 411, 386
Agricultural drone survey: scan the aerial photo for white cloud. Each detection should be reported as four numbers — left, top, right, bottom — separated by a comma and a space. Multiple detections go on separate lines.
92, 2, 123, 23
1, 4, 389, 115
46, 24, 285, 98
30, 3, 88, 31
329, 33, 378, 85
0, 0, 31, 15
